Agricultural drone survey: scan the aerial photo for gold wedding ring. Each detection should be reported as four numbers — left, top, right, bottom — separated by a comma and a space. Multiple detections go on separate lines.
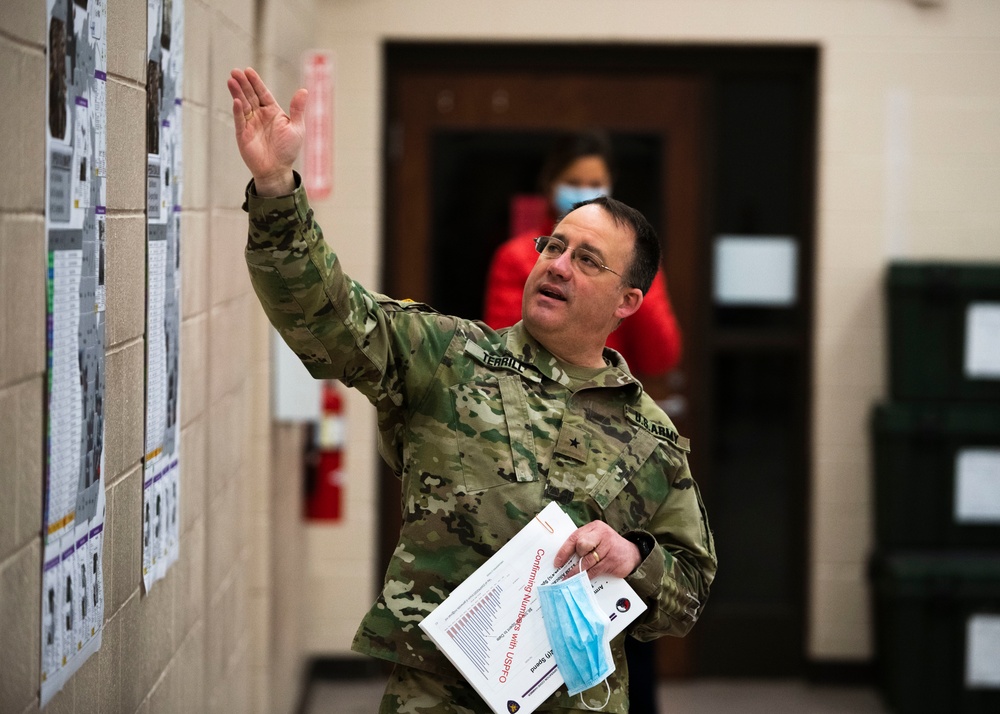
591, 549, 600, 564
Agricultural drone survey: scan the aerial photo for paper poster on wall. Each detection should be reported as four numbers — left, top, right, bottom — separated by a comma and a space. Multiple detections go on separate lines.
42, 0, 108, 706
143, 0, 183, 592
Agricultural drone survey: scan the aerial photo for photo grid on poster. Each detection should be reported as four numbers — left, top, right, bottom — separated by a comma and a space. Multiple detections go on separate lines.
143, 0, 183, 592
42, 0, 108, 706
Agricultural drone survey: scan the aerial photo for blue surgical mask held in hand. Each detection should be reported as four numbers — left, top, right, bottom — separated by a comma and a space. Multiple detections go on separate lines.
553, 184, 610, 217
537, 570, 615, 706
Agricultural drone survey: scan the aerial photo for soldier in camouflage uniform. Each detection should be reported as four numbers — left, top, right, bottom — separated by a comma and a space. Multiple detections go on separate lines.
228, 67, 716, 714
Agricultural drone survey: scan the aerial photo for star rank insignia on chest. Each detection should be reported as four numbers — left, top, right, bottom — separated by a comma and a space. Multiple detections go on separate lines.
555, 424, 591, 463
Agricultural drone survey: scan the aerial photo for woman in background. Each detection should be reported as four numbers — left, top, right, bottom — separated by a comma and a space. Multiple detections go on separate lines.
482, 131, 683, 380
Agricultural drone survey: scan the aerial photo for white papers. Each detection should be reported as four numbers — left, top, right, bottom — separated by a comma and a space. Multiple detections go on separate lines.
713, 235, 798, 306
42, 0, 108, 704
966, 614, 1000, 688
954, 449, 1000, 524
143, 0, 184, 592
964, 302, 1000, 379
419, 502, 646, 714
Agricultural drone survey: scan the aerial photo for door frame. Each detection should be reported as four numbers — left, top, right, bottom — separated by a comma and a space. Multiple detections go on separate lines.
380, 41, 818, 678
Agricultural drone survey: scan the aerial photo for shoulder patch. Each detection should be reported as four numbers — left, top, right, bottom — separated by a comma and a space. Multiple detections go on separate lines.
375, 295, 436, 313
624, 405, 690, 451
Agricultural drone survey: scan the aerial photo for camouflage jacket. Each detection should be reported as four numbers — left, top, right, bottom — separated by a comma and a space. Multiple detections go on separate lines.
244, 181, 716, 712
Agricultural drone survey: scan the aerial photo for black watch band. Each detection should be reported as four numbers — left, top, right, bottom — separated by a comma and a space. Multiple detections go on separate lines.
623, 530, 655, 566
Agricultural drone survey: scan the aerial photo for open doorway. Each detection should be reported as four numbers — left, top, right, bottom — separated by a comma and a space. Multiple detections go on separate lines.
382, 42, 817, 678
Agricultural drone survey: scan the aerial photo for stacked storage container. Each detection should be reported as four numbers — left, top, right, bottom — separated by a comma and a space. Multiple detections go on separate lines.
873, 263, 1000, 713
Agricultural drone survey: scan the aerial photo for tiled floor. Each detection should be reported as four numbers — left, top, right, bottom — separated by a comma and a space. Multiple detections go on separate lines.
302, 676, 890, 713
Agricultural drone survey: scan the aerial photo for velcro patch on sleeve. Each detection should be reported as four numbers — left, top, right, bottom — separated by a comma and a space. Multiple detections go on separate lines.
624, 405, 690, 451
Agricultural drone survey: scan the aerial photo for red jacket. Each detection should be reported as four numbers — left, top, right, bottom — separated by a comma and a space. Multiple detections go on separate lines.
483, 224, 683, 375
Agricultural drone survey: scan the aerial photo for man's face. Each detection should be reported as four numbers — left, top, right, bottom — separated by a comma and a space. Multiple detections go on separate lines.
521, 204, 642, 366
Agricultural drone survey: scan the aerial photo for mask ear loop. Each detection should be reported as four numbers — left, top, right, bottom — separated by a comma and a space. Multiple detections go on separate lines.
578, 679, 611, 711
574, 552, 612, 711
559, 553, 591, 582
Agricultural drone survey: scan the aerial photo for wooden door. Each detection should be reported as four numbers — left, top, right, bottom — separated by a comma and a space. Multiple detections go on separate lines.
381, 44, 818, 681
383, 59, 709, 676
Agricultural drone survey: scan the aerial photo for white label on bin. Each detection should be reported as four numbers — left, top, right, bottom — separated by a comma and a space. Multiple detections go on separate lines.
966, 614, 1000, 688
955, 449, 1000, 524
964, 302, 1000, 379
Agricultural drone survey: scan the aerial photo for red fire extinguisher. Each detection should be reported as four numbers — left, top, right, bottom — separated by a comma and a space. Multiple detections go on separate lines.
307, 380, 345, 520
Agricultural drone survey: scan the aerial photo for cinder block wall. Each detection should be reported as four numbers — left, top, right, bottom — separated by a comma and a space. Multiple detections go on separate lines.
0, 1, 48, 710
0, 0, 313, 712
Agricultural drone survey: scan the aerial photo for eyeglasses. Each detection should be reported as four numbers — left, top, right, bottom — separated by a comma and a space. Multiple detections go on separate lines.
534, 235, 625, 279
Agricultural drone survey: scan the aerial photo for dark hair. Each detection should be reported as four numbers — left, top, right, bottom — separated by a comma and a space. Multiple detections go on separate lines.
574, 196, 660, 295
537, 130, 614, 195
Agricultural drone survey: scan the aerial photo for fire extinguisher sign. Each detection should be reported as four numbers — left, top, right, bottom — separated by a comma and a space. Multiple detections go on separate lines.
302, 50, 334, 201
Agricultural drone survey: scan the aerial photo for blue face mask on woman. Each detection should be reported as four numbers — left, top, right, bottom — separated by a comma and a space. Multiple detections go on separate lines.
537, 570, 615, 703
552, 184, 610, 217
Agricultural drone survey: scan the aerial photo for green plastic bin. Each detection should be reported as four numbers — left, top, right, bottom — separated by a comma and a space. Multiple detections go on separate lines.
873, 403, 1000, 549
872, 551, 1000, 714
888, 262, 1000, 401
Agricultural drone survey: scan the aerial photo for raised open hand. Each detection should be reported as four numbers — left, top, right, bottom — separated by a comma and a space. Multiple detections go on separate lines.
227, 67, 307, 196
